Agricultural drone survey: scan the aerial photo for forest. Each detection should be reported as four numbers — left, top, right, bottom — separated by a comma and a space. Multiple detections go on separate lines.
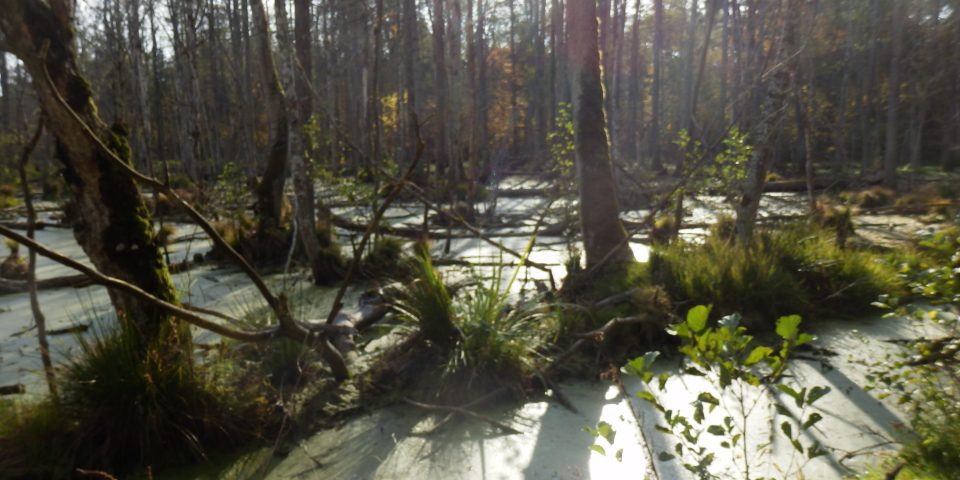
0, 0, 958, 478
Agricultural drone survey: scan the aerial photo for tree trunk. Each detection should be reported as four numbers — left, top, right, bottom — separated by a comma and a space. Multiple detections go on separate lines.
567, 0, 631, 268
651, 0, 665, 171
0, 0, 185, 351
883, 0, 902, 189
403, 0, 419, 171
251, 0, 289, 244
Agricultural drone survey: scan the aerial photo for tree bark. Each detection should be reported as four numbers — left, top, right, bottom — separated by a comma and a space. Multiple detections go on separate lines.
883, 0, 902, 189
567, 0, 631, 268
650, 0, 665, 171
251, 0, 289, 243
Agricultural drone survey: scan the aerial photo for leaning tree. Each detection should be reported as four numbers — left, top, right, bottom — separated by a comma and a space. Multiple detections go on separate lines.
0, 0, 185, 353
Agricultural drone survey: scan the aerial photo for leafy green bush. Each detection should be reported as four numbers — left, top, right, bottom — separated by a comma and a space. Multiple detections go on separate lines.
621, 306, 830, 478
651, 226, 903, 328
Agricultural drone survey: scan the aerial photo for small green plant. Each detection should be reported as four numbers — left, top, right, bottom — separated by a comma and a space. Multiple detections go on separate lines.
624, 305, 830, 479
213, 161, 248, 222
674, 128, 751, 202
547, 102, 576, 195
393, 252, 458, 346
866, 225, 960, 479
450, 259, 551, 383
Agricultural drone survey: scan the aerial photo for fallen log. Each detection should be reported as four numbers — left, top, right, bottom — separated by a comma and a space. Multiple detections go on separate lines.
0, 274, 92, 294
0, 384, 26, 395
0, 221, 57, 230
48, 323, 90, 336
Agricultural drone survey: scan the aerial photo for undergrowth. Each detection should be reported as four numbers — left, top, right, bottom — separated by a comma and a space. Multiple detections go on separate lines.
650, 225, 903, 328
0, 324, 268, 478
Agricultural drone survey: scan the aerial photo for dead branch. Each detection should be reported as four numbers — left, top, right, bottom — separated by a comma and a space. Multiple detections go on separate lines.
323, 115, 425, 325
17, 117, 56, 397
401, 181, 558, 287
75, 469, 118, 480
0, 274, 91, 294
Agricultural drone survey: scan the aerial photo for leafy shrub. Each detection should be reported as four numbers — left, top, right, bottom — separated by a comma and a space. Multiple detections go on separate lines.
622, 306, 830, 478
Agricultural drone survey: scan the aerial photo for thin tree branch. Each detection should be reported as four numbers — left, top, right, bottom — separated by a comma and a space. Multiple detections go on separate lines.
17, 116, 57, 398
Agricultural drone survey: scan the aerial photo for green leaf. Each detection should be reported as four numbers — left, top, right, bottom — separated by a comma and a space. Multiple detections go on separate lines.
780, 421, 793, 439
745, 346, 773, 366
776, 315, 802, 340
686, 305, 711, 333
777, 384, 805, 408
615, 448, 623, 462
636, 390, 658, 404
707, 425, 725, 436
802, 412, 823, 431
806, 386, 831, 405
590, 444, 606, 456
597, 421, 616, 444
623, 356, 647, 377
655, 425, 671, 434
796, 333, 816, 346
697, 392, 720, 406
658, 372, 670, 391
775, 403, 794, 418
658, 451, 676, 462
791, 439, 804, 453
808, 443, 828, 459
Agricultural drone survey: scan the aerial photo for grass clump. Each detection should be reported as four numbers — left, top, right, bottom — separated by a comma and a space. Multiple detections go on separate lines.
360, 237, 411, 279
393, 253, 458, 346
0, 324, 267, 478
386, 247, 556, 400
850, 186, 896, 208
650, 225, 903, 328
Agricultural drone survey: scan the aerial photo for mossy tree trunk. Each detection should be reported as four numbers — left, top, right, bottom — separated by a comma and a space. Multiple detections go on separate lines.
567, 0, 632, 269
0, 0, 185, 352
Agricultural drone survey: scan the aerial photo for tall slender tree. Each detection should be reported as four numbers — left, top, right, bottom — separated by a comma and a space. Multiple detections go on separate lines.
567, 0, 631, 268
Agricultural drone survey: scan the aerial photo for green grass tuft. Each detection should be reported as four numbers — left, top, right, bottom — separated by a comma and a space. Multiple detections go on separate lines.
0, 324, 267, 478
650, 225, 903, 328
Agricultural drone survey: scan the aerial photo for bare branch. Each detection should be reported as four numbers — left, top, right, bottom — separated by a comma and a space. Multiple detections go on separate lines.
0, 225, 286, 343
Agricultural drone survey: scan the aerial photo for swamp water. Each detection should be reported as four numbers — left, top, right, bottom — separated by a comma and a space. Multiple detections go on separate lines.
0, 180, 945, 478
